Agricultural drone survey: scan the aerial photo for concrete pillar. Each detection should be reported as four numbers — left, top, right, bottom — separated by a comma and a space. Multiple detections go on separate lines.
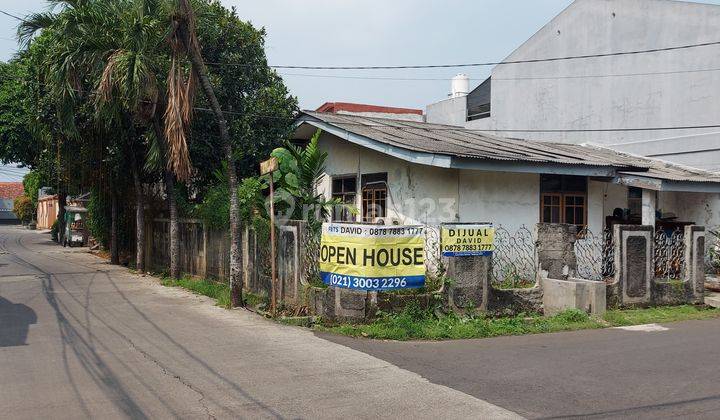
536, 223, 577, 280
444, 255, 490, 310
684, 226, 706, 303
641, 189, 657, 227
614, 225, 653, 305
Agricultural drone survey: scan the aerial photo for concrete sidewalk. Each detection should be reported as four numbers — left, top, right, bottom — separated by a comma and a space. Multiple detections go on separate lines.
0, 226, 519, 419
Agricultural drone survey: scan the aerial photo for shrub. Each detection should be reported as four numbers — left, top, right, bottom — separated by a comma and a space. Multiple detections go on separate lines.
50, 220, 59, 241
13, 195, 34, 223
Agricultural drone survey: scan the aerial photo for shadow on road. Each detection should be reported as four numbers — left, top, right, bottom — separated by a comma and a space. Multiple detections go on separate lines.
0, 296, 37, 347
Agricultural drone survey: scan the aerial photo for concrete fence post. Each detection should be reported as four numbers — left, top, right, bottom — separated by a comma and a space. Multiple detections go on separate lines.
536, 223, 578, 280
613, 225, 653, 305
684, 225, 706, 303
444, 254, 490, 311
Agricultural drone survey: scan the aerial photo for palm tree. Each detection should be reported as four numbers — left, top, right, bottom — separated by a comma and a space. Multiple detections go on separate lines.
169, 0, 244, 306
19, 0, 193, 276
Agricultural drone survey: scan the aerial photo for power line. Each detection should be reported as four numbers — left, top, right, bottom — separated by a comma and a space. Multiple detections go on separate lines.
0, 9, 23, 22
278, 66, 720, 82
207, 40, 720, 70
193, 107, 720, 133
6, 6, 720, 71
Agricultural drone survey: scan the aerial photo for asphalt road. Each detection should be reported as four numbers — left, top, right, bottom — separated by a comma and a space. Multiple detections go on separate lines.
4, 225, 720, 419
0, 226, 516, 419
320, 315, 720, 419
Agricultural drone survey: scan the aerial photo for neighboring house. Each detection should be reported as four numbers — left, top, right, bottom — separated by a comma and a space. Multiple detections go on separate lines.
0, 182, 24, 224
316, 102, 424, 122
37, 194, 59, 230
427, 0, 720, 171
293, 111, 720, 234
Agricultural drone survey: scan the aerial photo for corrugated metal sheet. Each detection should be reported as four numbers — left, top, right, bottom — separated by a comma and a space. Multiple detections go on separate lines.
299, 111, 720, 183
301, 111, 651, 168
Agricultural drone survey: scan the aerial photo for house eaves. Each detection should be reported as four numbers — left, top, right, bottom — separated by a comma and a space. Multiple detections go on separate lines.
293, 111, 648, 177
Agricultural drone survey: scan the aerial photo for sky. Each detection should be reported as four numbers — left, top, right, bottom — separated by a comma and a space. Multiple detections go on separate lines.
2, 0, 720, 111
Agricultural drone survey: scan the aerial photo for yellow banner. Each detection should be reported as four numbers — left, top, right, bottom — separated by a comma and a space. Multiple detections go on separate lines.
441, 224, 495, 257
319, 223, 426, 290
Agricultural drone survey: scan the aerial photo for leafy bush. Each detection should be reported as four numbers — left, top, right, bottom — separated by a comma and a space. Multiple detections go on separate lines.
86, 189, 108, 246
195, 164, 267, 230
50, 220, 59, 241
22, 170, 43, 209
13, 195, 34, 223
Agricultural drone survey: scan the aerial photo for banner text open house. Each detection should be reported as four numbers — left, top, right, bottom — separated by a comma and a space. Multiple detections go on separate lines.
319, 224, 426, 291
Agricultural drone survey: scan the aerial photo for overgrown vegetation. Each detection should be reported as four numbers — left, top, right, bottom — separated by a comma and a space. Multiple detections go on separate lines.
317, 303, 720, 341
161, 275, 267, 310
12, 195, 34, 224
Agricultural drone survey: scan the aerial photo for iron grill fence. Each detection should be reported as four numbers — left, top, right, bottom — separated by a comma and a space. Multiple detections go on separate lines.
491, 225, 538, 288
653, 228, 685, 280
705, 226, 720, 275
575, 227, 615, 281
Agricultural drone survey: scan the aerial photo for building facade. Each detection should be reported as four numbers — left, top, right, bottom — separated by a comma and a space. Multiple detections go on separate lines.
294, 111, 720, 235
427, 0, 720, 171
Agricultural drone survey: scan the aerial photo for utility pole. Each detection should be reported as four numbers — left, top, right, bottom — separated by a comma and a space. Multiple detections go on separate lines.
260, 156, 279, 314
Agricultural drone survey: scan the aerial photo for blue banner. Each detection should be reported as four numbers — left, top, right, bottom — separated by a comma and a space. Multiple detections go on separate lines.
320, 272, 425, 291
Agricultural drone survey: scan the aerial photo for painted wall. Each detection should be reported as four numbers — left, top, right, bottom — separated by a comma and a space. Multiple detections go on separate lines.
317, 133, 460, 225
460, 0, 720, 171
425, 96, 467, 126
319, 133, 607, 231
458, 170, 539, 232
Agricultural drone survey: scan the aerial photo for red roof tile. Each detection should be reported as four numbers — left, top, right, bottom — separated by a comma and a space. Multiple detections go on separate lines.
0, 182, 24, 200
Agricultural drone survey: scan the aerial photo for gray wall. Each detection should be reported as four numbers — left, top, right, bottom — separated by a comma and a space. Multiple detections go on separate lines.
462, 0, 720, 171
425, 96, 467, 126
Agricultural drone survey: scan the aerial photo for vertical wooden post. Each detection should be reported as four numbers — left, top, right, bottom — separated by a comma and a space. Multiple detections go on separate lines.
260, 156, 279, 315
269, 172, 277, 314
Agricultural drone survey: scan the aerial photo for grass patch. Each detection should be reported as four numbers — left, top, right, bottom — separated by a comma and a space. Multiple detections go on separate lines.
602, 305, 720, 326
162, 276, 232, 308
318, 304, 720, 341
160, 275, 268, 310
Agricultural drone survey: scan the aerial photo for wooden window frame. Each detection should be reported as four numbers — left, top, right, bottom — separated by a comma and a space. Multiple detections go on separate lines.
540, 191, 588, 228
362, 185, 387, 223
331, 175, 357, 222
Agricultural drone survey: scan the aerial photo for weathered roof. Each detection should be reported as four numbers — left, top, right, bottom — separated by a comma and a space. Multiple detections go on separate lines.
298, 111, 652, 169
0, 182, 24, 200
295, 111, 720, 187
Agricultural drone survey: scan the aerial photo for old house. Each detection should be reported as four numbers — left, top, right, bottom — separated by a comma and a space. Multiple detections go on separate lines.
293, 111, 720, 234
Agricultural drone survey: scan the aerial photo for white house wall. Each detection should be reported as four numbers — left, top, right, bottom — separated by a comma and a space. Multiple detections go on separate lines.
458, 170, 539, 232
317, 133, 460, 225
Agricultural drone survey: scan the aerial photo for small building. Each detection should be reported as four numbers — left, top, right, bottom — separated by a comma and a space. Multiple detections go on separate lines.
293, 111, 720, 234
0, 182, 24, 224
37, 194, 59, 230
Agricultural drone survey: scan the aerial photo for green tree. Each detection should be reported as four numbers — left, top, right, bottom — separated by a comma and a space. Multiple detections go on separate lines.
13, 195, 34, 224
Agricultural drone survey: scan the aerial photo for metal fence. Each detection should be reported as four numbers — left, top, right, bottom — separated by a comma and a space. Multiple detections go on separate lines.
653, 228, 685, 280
705, 226, 720, 275
575, 228, 615, 281
424, 225, 443, 278
491, 225, 538, 288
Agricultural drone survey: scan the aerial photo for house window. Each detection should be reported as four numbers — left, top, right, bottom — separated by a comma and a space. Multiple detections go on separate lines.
361, 173, 388, 223
627, 187, 642, 221
540, 175, 587, 228
331, 176, 357, 222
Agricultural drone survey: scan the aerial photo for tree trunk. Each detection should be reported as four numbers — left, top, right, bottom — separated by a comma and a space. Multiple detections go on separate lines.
110, 189, 119, 264
57, 186, 66, 244
153, 116, 180, 279
165, 169, 180, 279
182, 28, 243, 307
130, 149, 145, 272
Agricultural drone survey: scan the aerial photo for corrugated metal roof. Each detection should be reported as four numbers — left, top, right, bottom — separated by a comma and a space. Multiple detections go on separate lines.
298, 111, 720, 184
300, 111, 651, 169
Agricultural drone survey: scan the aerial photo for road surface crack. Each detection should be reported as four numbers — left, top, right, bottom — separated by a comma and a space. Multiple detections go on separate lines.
124, 337, 216, 419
